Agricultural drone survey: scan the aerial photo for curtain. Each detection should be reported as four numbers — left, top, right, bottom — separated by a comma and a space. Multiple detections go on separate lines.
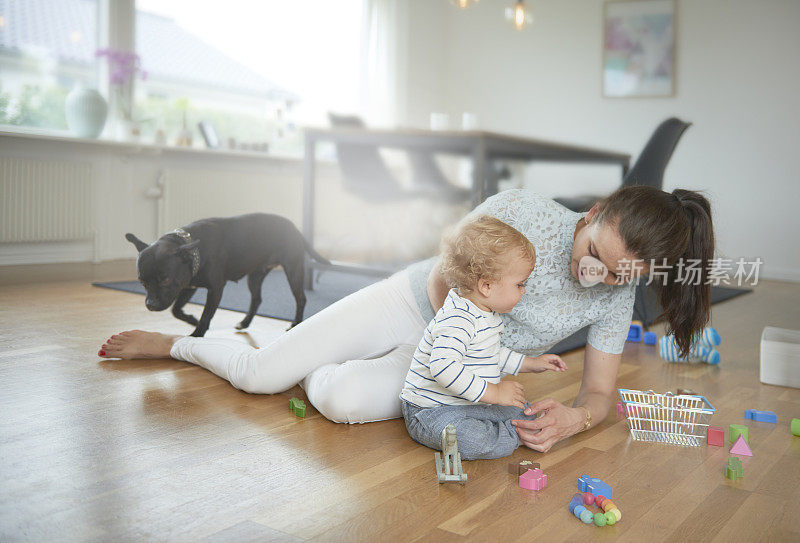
359, 0, 404, 126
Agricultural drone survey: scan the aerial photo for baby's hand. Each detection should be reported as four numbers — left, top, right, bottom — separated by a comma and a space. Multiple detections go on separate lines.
524, 354, 567, 373
482, 381, 526, 409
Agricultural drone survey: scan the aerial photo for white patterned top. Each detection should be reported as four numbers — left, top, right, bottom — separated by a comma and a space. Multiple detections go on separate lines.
406, 190, 636, 356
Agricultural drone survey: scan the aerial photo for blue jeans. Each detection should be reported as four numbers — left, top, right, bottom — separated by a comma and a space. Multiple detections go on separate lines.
401, 400, 538, 460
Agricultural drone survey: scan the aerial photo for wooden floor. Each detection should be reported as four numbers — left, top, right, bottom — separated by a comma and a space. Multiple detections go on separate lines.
1, 262, 799, 542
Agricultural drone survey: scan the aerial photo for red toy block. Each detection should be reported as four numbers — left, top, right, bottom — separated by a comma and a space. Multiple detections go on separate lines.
707, 426, 724, 447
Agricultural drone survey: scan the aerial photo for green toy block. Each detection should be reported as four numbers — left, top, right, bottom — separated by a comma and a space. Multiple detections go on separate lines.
289, 397, 306, 418
723, 456, 743, 480
729, 424, 749, 444
792, 418, 800, 437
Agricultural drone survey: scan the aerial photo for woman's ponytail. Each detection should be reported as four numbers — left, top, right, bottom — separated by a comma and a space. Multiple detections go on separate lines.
596, 186, 715, 358
658, 190, 715, 357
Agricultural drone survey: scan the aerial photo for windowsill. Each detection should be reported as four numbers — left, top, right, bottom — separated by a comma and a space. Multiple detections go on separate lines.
0, 125, 305, 162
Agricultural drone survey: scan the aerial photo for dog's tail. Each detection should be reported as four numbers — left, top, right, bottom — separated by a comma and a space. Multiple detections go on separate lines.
303, 238, 331, 265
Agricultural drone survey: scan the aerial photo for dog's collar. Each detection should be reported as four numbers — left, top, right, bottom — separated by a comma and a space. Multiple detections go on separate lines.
171, 228, 200, 278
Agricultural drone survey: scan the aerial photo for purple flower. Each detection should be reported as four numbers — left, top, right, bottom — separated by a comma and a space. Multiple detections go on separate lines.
110, 70, 126, 86
95, 47, 146, 87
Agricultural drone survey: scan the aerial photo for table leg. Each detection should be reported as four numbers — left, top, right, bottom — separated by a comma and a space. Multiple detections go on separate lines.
303, 135, 316, 291
471, 139, 487, 208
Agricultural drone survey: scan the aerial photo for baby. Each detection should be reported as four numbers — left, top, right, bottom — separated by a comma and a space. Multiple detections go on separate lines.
400, 215, 566, 460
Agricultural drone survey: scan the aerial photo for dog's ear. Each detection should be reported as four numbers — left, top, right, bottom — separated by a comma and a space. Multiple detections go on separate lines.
176, 240, 200, 256
125, 233, 149, 252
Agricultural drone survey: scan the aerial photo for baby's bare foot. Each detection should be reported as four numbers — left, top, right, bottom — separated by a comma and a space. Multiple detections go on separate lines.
98, 330, 181, 360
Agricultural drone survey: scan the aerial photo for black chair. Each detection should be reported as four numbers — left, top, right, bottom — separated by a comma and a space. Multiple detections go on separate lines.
328, 113, 469, 202
554, 117, 692, 212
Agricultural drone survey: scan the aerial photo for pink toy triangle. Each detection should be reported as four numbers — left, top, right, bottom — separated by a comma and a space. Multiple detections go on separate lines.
730, 434, 752, 456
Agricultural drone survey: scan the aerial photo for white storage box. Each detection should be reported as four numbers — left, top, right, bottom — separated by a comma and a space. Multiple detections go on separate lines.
760, 326, 800, 389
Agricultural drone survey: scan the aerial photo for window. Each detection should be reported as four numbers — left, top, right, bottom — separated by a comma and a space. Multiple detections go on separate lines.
134, 0, 364, 154
0, 0, 101, 131
0, 0, 388, 154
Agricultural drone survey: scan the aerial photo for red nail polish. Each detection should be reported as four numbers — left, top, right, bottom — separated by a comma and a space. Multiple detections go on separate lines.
99, 351, 106, 356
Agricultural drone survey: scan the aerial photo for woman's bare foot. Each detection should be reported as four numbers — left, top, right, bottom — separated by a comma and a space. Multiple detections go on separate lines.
98, 330, 181, 360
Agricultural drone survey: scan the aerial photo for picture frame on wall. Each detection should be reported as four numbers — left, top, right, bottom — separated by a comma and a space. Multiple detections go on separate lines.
603, 0, 675, 98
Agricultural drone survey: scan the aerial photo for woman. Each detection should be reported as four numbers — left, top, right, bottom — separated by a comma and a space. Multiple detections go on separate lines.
99, 185, 714, 452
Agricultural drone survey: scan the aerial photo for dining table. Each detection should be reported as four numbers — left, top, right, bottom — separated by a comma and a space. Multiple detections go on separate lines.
302, 127, 631, 288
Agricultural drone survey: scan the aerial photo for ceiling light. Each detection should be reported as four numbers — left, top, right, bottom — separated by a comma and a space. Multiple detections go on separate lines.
505, 1, 533, 31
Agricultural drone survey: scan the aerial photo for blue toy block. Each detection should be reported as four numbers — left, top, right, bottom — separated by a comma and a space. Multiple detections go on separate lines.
643, 331, 657, 345
627, 323, 643, 342
577, 475, 613, 499
745, 409, 777, 423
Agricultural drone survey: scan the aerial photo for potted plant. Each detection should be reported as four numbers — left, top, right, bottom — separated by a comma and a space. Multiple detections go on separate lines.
96, 48, 148, 140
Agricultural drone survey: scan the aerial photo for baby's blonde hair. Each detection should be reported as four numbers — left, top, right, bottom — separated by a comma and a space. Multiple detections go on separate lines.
440, 215, 536, 295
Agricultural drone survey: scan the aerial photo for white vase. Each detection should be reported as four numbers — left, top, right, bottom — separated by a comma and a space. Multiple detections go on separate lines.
65, 86, 108, 138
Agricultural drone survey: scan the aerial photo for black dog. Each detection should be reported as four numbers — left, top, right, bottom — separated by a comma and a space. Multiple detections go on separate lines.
126, 213, 329, 336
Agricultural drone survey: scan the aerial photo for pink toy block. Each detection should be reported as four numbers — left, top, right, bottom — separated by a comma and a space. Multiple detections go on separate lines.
519, 468, 548, 490
707, 426, 724, 447
730, 434, 753, 456
617, 401, 626, 418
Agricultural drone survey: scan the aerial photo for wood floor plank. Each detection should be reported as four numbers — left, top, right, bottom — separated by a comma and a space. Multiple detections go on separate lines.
199, 520, 303, 543
1, 274, 799, 541
710, 488, 800, 542
667, 485, 751, 542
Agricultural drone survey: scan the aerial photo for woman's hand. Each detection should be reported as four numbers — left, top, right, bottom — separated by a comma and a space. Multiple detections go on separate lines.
481, 381, 526, 409
511, 397, 585, 452
521, 354, 567, 373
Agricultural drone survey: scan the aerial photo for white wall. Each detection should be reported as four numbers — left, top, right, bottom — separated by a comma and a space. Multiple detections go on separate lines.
401, 0, 800, 281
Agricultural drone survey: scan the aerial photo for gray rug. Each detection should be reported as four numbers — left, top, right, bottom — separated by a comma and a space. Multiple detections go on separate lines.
93, 272, 750, 354
93, 269, 378, 323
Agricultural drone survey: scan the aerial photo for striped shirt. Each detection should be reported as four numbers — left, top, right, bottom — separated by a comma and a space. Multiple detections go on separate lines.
400, 289, 526, 408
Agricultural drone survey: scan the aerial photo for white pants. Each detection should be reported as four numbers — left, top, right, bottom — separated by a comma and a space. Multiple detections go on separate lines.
169, 271, 427, 423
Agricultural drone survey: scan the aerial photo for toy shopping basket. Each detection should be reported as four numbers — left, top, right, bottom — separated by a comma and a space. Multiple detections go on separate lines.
618, 388, 715, 447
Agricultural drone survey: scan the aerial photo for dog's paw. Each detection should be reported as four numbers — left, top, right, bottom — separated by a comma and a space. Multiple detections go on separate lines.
235, 322, 249, 330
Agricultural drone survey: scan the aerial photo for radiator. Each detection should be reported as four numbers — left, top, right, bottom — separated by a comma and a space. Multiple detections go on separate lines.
0, 157, 94, 242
